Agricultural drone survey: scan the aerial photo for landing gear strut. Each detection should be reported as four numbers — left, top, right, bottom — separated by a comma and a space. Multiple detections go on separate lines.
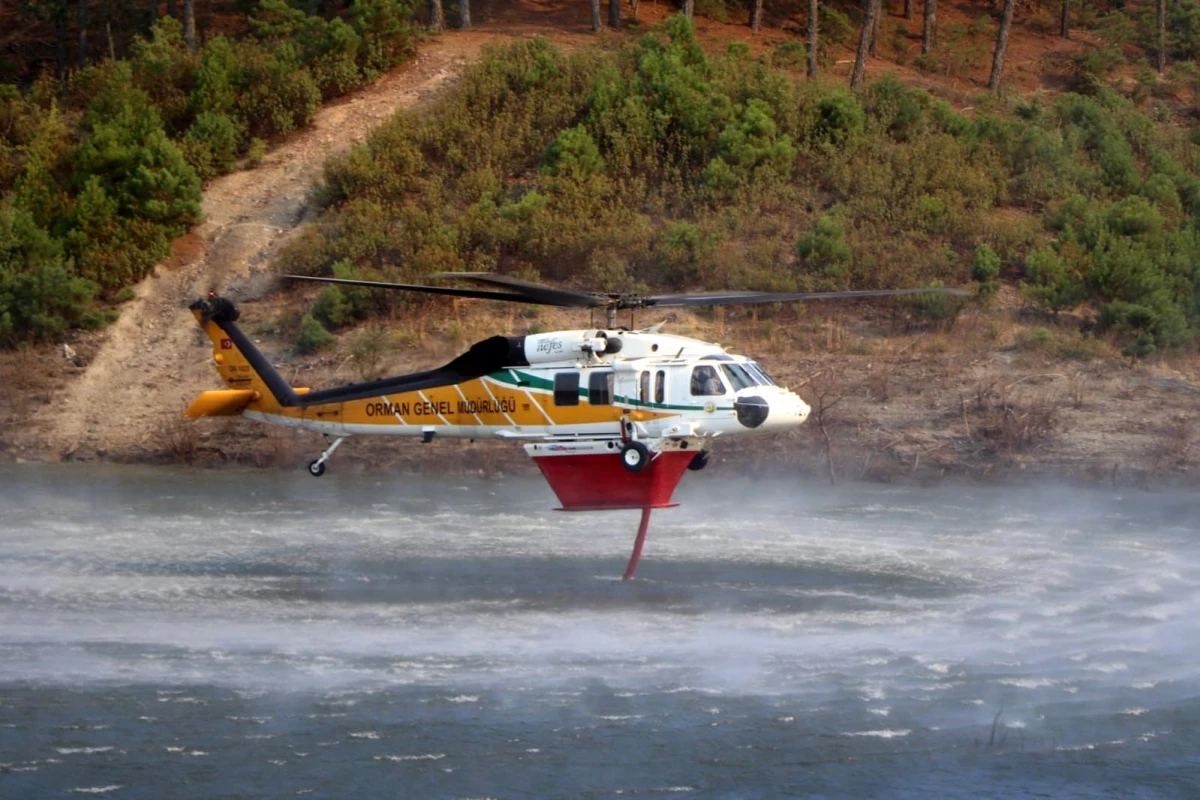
622, 507, 653, 581
307, 435, 345, 477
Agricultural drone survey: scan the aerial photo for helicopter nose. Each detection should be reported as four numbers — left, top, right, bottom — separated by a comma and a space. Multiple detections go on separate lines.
735, 392, 811, 430
795, 396, 811, 424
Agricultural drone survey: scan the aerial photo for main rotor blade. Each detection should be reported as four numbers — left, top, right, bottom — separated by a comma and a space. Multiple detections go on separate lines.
432, 272, 607, 309
638, 287, 973, 309
282, 275, 557, 305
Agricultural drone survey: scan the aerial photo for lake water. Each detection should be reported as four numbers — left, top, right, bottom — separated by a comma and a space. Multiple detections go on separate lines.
1, 464, 1198, 798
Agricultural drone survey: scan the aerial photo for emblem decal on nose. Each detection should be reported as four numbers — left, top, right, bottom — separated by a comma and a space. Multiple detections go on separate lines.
734, 396, 769, 428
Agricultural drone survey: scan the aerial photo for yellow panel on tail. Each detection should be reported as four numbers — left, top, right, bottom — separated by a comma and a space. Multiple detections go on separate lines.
184, 390, 258, 418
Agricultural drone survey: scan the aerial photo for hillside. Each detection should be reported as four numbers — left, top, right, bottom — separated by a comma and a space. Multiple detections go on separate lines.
3, 1, 1200, 486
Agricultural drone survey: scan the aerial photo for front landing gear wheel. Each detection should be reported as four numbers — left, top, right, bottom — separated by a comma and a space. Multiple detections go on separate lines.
308, 460, 326, 477
620, 441, 650, 473
687, 449, 710, 472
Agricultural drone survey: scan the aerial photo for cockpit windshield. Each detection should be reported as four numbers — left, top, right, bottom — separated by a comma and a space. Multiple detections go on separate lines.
743, 362, 777, 386
720, 363, 757, 391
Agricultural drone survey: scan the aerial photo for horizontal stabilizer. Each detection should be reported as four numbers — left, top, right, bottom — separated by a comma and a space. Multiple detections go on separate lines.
184, 390, 258, 418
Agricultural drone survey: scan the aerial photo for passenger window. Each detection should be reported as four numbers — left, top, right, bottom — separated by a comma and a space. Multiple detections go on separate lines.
554, 372, 580, 406
588, 372, 613, 405
655, 370, 665, 404
690, 365, 726, 396
639, 371, 650, 404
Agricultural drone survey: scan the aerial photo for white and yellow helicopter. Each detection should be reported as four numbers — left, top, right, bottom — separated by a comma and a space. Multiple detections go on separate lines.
186, 273, 966, 578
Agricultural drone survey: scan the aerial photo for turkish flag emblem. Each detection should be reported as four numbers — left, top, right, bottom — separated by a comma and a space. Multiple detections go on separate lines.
220, 339, 233, 350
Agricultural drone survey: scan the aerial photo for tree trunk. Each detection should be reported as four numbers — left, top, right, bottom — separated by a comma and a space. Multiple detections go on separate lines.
429, 0, 444, 31
988, 0, 1015, 91
167, 0, 175, 18
921, 0, 935, 54
462, 0, 471, 27
850, 0, 880, 89
750, 0, 763, 32
608, 0, 619, 28
807, 0, 818, 78
107, 21, 115, 60
683, 0, 694, 17
308, 0, 319, 14
868, 0, 881, 55
1156, 0, 1166, 73
184, 0, 196, 49
1060, 0, 1069, 38
631, 0, 639, 19
55, 0, 67, 78
904, 0, 912, 20
591, 0, 601, 30
148, 0, 157, 24
78, 0, 87, 67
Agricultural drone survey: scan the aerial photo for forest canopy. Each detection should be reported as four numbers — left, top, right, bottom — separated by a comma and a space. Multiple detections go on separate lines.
0, 1, 417, 347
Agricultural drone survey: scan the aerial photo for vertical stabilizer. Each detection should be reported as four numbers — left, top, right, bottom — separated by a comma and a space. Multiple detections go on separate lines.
189, 294, 298, 409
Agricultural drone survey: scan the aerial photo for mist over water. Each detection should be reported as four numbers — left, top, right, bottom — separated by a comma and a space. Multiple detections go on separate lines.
1, 464, 1199, 798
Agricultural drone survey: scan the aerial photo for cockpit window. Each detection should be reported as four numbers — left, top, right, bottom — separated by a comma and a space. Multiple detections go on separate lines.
744, 362, 777, 386
721, 364, 757, 391
690, 365, 726, 396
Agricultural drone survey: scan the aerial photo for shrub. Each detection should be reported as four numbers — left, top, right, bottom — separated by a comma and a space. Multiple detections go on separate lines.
865, 75, 925, 142
128, 18, 200, 135
1022, 245, 1086, 314
814, 90, 865, 147
972, 243, 1001, 303
297, 313, 336, 353
0, 202, 95, 345
770, 42, 807, 71
352, 0, 419, 79
819, 5, 856, 48
900, 281, 964, 326
231, 41, 321, 140
182, 111, 243, 179
541, 126, 605, 179
1069, 45, 1125, 93
702, 99, 796, 193
311, 20, 366, 99
796, 215, 852, 283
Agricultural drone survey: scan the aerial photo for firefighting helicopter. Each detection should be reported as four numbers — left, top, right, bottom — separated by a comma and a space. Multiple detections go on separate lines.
185, 272, 967, 579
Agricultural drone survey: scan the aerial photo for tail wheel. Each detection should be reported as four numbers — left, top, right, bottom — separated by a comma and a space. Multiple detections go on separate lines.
620, 441, 650, 473
308, 460, 326, 477
687, 449, 710, 472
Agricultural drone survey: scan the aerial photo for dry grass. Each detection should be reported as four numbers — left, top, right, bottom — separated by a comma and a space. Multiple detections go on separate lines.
153, 417, 201, 465
976, 384, 1060, 455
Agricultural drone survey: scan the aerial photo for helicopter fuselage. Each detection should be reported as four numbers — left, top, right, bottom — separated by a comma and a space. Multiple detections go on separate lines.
232, 329, 811, 444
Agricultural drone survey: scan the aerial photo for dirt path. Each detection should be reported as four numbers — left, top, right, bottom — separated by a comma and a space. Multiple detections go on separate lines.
25, 32, 512, 461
